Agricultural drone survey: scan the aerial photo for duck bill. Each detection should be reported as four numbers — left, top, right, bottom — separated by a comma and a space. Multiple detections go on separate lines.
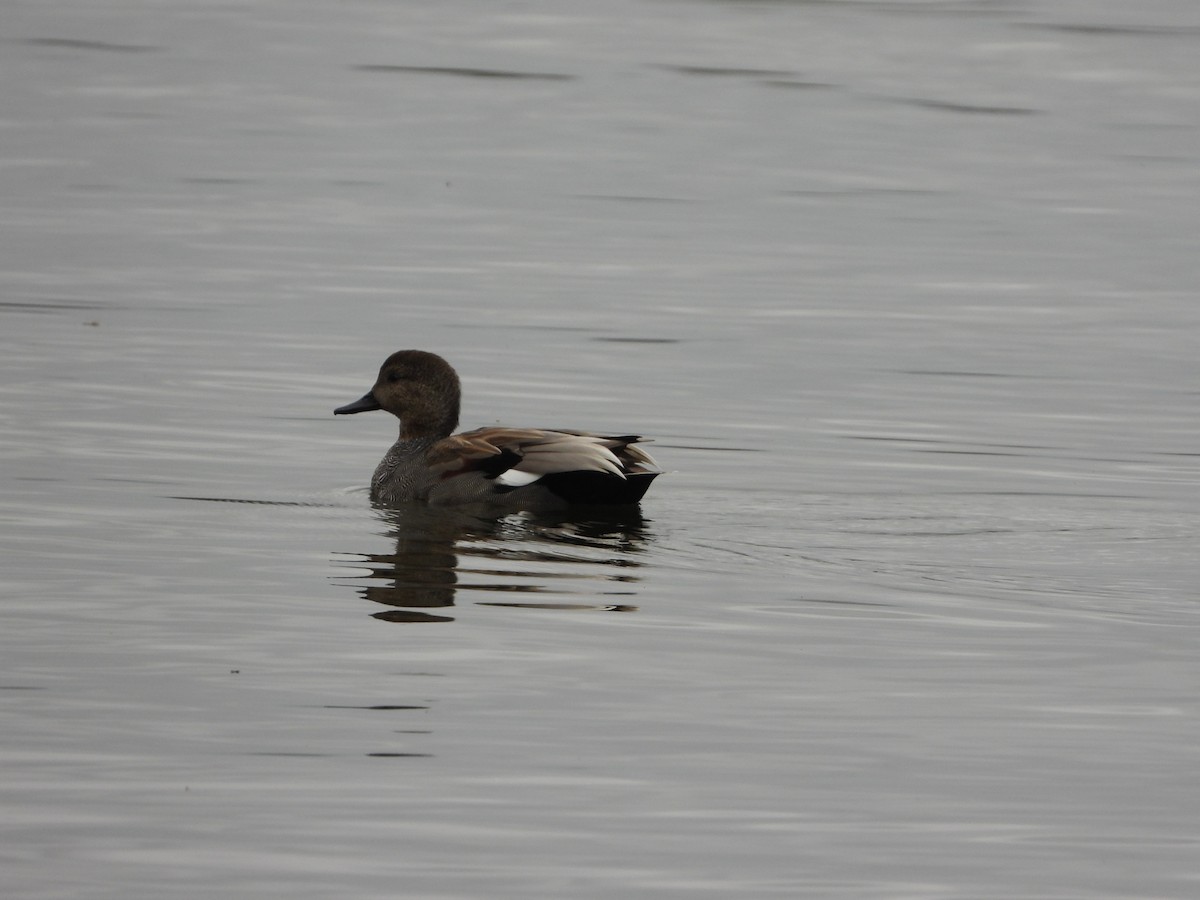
334, 391, 382, 415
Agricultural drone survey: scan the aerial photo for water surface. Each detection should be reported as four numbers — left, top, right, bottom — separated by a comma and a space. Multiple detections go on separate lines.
3, 1, 1200, 897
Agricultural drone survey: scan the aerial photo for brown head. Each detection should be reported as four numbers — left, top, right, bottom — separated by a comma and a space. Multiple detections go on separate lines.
334, 350, 461, 439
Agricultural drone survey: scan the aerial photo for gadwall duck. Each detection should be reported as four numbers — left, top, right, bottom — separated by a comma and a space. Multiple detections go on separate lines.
335, 350, 660, 508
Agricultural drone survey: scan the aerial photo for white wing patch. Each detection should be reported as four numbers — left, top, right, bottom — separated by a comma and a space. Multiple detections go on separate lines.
495, 468, 542, 487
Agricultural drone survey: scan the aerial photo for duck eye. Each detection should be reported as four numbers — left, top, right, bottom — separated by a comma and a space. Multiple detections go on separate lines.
386, 371, 404, 383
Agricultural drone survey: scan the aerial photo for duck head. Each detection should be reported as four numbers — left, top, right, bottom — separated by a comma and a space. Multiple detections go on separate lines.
335, 349, 461, 439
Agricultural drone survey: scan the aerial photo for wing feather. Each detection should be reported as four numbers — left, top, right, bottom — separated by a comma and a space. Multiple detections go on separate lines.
426, 427, 658, 481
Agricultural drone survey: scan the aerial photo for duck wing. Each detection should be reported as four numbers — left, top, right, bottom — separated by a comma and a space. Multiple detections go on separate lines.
426, 427, 659, 482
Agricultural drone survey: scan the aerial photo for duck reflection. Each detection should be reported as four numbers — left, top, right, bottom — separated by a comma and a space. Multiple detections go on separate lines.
335, 503, 653, 622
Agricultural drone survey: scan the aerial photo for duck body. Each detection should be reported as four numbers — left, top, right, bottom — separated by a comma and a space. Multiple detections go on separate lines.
335, 350, 659, 510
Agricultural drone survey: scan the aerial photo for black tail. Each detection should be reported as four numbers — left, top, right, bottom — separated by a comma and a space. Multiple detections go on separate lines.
539, 471, 657, 506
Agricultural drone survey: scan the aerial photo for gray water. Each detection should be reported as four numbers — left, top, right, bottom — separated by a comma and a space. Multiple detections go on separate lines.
3, 1, 1200, 897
